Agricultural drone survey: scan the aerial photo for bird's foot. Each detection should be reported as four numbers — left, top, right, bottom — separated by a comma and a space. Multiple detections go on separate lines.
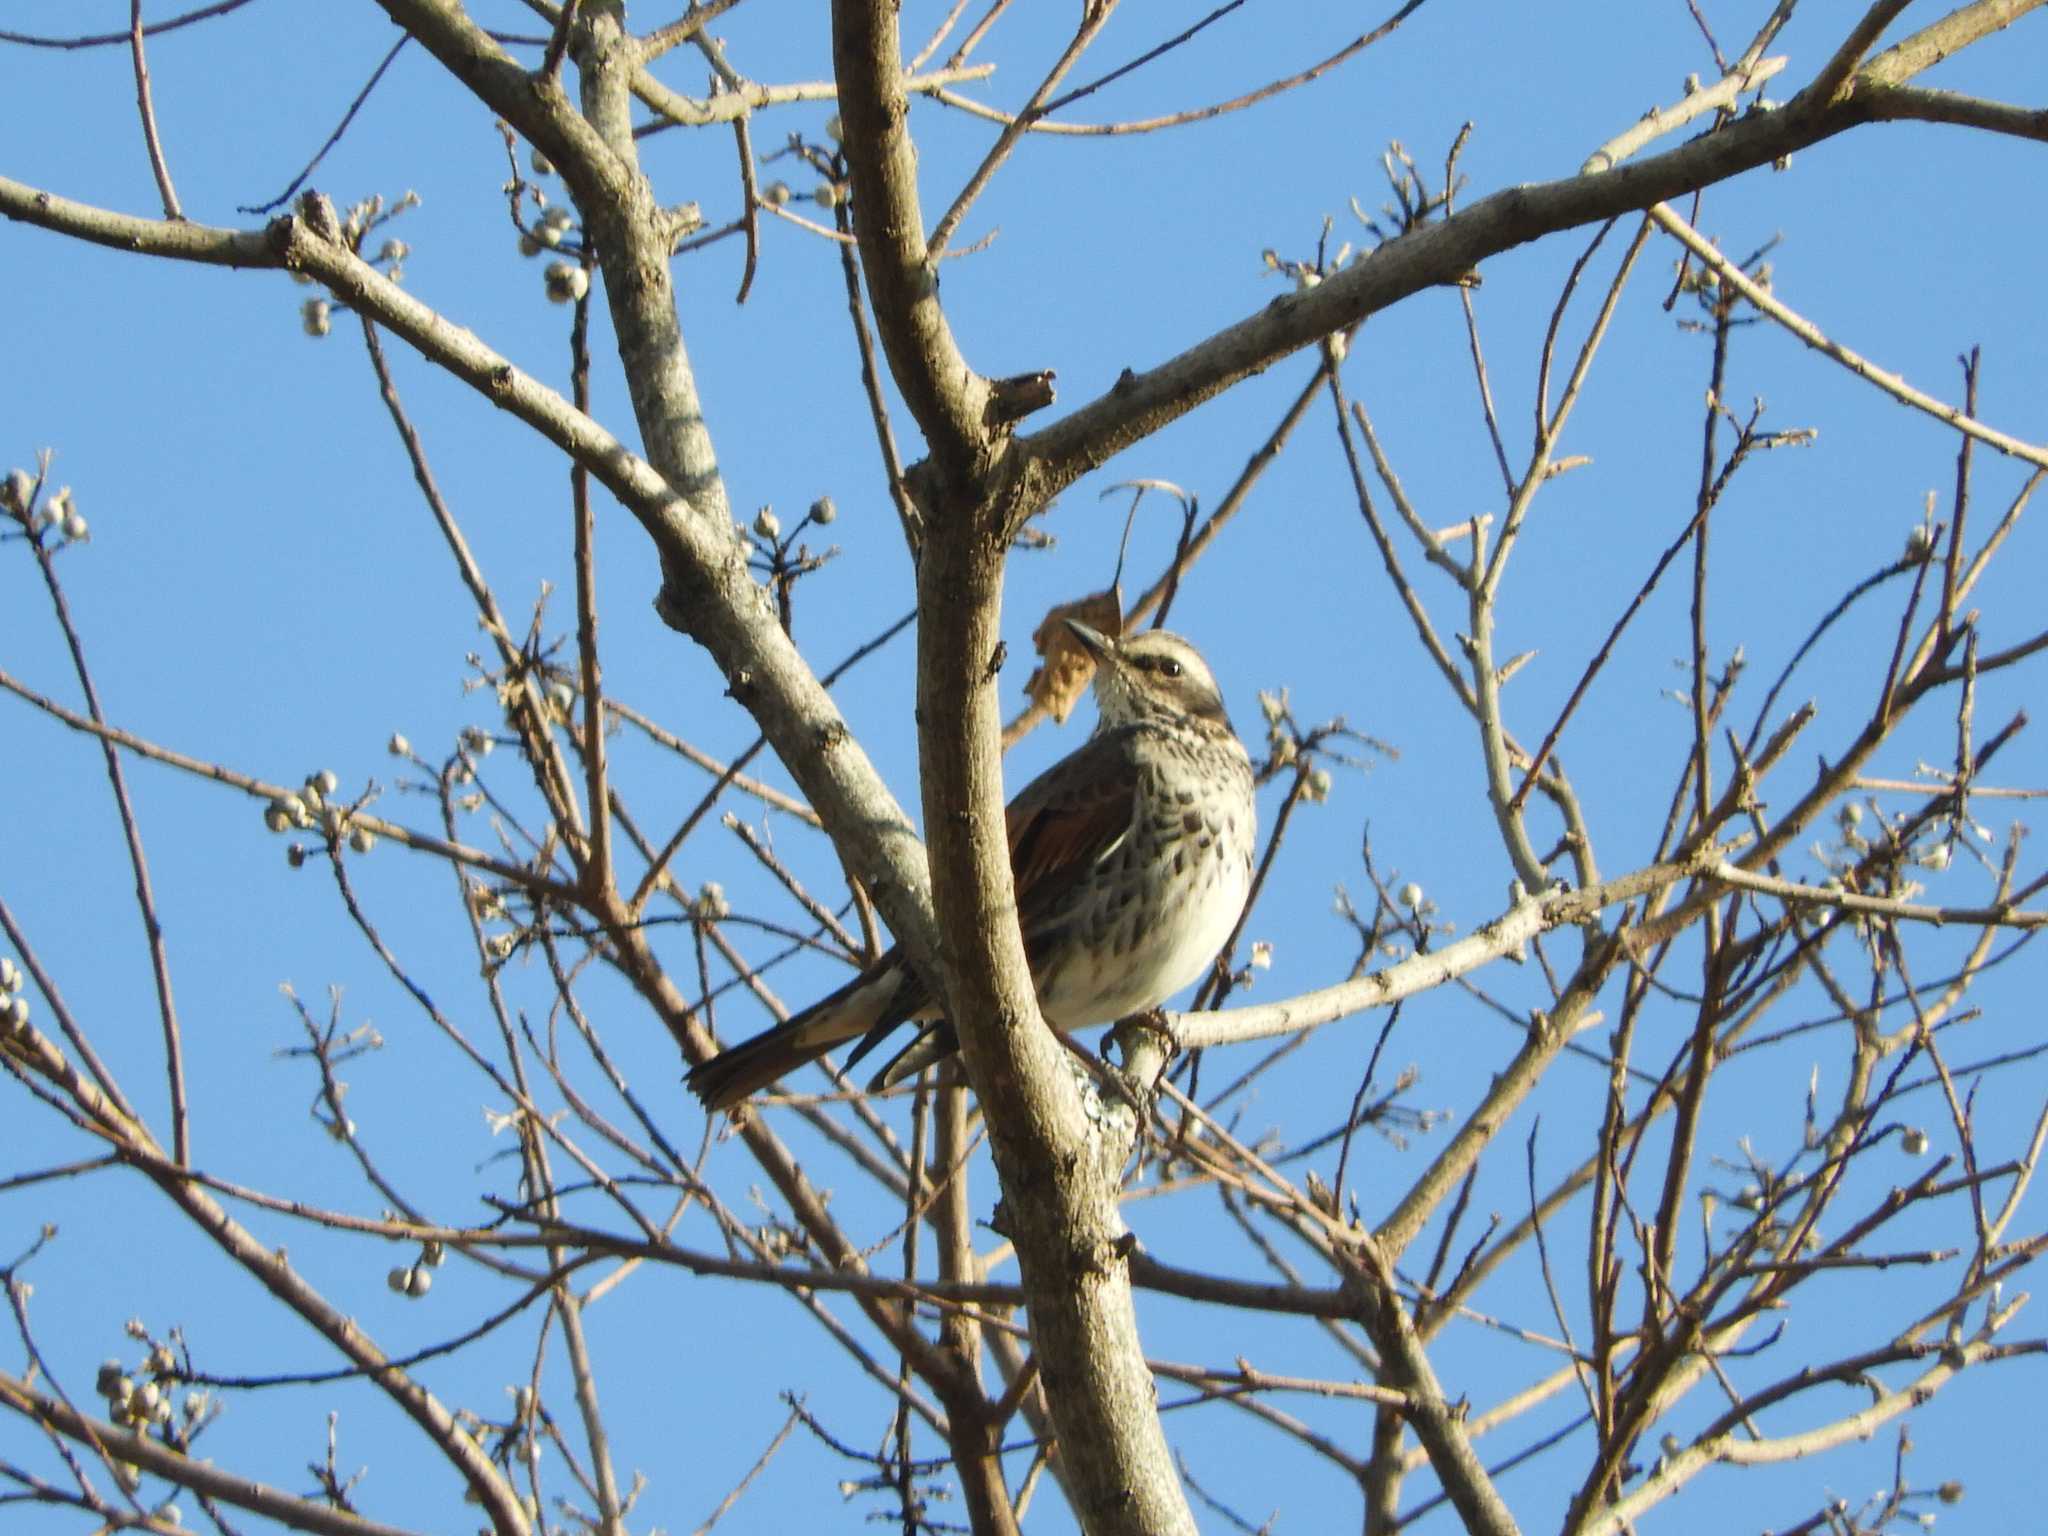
1106, 1008, 1179, 1111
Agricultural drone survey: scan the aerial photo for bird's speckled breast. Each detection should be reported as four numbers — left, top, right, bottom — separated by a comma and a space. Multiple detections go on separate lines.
1037, 723, 1255, 1028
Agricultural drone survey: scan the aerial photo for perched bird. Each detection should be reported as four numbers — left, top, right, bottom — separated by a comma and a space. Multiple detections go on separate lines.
688, 621, 1256, 1111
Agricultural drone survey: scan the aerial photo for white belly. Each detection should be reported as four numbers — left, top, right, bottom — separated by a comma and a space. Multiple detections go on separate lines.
1036, 837, 1253, 1029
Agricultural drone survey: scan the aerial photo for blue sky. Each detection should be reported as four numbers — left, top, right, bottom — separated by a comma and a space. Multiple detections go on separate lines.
4, 4, 2047, 1532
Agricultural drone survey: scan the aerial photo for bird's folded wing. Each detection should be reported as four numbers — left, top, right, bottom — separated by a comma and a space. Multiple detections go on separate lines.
855, 730, 1140, 1080
1004, 726, 1140, 942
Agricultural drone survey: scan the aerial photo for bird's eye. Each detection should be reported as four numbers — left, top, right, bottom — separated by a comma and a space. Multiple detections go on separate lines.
1161, 660, 1184, 679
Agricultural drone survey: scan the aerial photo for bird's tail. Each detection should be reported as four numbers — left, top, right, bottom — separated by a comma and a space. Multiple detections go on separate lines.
687, 963, 911, 1112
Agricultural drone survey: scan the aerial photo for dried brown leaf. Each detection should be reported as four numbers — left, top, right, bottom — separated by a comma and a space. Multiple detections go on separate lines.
1024, 588, 1124, 724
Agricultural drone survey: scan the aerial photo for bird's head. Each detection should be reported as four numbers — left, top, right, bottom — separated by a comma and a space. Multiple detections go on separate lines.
1063, 621, 1234, 734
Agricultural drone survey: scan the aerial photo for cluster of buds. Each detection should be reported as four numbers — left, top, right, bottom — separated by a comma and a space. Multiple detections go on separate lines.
0, 955, 29, 1040
1255, 689, 1336, 800
294, 192, 417, 338
500, 1386, 547, 1465
1257, 688, 1294, 761
261, 770, 377, 866
516, 180, 589, 307
2, 471, 90, 542
738, 495, 840, 560
520, 203, 577, 257
543, 258, 589, 305
388, 1239, 444, 1300
1260, 242, 1358, 360
42, 485, 87, 542
1229, 938, 1274, 990
0, 467, 30, 518
760, 175, 846, 211
468, 882, 508, 925
339, 191, 419, 248
1680, 252, 1772, 306
468, 882, 528, 964
754, 115, 849, 217
664, 199, 706, 252
513, 197, 592, 304
91, 1327, 206, 1523
96, 1354, 173, 1429
1394, 880, 1440, 933
94, 1335, 203, 1448
1817, 793, 1982, 892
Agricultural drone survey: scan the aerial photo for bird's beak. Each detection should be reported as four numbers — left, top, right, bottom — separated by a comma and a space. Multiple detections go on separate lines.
1063, 618, 1116, 659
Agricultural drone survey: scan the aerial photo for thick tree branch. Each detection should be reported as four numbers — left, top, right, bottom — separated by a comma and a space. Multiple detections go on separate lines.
1007, 5, 2045, 504
1580, 55, 1790, 172
907, 432, 1196, 1536
1860, 80, 2048, 140
1806, 0, 1917, 107
1860, 0, 2042, 86
1172, 854, 1703, 1049
565, 2, 730, 521
832, 0, 991, 489
1357, 1243, 1523, 1536
827, 6, 1198, 1529
0, 1370, 426, 1536
1707, 861, 2048, 928
369, 0, 627, 191
632, 58, 994, 131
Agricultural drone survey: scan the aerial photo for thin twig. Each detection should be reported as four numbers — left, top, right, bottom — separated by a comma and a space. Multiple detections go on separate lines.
928, 0, 1431, 138
1707, 863, 2046, 930
539, 0, 580, 81
21, 495, 188, 1164
569, 266, 613, 895
1650, 203, 2048, 470
238, 37, 410, 214
127, 0, 181, 218
0, 0, 256, 49
732, 110, 760, 304
926, 4, 1116, 260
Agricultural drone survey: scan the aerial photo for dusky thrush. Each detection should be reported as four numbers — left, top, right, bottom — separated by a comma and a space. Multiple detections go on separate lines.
688, 621, 1256, 1110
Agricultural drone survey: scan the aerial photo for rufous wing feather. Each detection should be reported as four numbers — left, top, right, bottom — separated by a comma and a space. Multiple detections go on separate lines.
1005, 728, 1141, 937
